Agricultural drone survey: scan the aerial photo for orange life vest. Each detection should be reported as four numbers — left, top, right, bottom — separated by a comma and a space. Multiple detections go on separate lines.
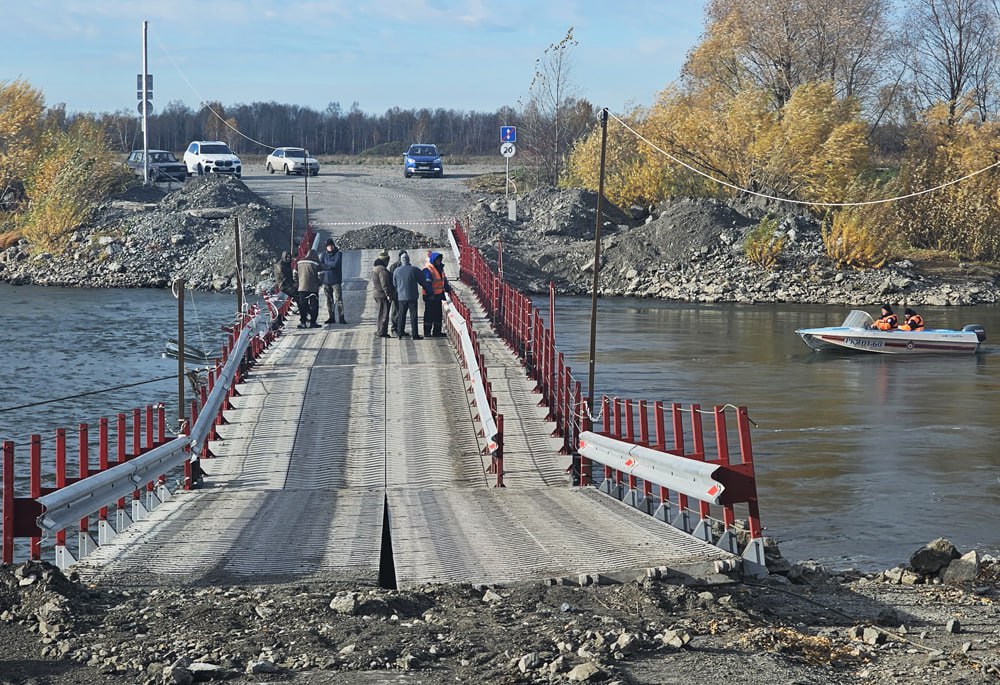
900, 314, 924, 331
873, 313, 898, 331
425, 262, 445, 296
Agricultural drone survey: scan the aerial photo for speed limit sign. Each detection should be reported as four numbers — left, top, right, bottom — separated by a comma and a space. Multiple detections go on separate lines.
500, 142, 516, 158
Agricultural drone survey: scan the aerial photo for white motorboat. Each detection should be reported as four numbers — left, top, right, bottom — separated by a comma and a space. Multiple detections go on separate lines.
796, 310, 985, 354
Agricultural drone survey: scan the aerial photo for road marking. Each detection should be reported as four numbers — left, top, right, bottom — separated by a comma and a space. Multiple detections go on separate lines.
312, 219, 451, 227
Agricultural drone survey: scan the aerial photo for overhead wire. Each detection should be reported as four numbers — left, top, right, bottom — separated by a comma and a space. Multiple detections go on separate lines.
606, 110, 1000, 208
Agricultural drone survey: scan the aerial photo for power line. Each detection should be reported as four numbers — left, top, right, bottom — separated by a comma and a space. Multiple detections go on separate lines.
0, 375, 179, 414
607, 110, 1000, 208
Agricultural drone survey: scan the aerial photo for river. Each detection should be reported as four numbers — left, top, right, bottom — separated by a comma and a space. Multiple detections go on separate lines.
2, 284, 998, 570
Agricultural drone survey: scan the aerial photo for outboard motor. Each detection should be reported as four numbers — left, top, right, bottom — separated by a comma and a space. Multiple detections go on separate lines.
962, 324, 986, 342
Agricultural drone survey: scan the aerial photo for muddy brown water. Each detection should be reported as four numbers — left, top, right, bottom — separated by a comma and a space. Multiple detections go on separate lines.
2, 285, 998, 570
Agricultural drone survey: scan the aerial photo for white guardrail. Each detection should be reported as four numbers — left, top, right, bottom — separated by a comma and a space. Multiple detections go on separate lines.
35, 303, 273, 535
445, 301, 499, 454
577, 431, 726, 504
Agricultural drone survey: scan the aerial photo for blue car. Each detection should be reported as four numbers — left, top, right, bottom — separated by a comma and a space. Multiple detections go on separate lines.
404, 144, 443, 178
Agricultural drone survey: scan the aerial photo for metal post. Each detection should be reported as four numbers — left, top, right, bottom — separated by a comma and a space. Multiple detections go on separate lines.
176, 278, 185, 428
290, 195, 295, 254
29, 435, 41, 559
141, 20, 149, 185
234, 217, 244, 318
586, 108, 609, 418
2, 441, 13, 564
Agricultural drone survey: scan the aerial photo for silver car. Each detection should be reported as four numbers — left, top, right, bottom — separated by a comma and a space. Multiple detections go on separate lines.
266, 147, 320, 176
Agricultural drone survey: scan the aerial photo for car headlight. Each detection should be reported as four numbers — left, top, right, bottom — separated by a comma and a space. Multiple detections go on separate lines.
434, 158, 441, 164
406, 157, 414, 164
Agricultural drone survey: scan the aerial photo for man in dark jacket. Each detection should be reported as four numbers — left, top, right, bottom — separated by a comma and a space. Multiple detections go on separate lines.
392, 252, 426, 339
295, 249, 322, 328
274, 251, 295, 298
388, 249, 407, 335
319, 238, 346, 324
422, 251, 452, 337
371, 254, 395, 338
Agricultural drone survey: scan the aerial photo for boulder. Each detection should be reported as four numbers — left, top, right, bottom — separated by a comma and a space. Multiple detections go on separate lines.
909, 538, 960, 575
941, 550, 980, 584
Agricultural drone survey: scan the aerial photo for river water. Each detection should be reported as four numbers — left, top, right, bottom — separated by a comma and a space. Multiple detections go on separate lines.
2, 284, 998, 570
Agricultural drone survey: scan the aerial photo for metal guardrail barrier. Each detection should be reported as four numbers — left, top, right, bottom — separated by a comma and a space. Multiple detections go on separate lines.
35, 306, 271, 537
445, 300, 499, 454
577, 431, 730, 505
1, 294, 290, 567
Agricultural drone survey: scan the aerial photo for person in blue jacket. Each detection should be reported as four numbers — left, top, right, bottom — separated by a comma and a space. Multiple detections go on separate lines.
392, 252, 427, 339
319, 238, 346, 324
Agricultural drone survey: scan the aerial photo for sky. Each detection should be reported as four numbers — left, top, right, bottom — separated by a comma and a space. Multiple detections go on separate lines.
5, 0, 708, 117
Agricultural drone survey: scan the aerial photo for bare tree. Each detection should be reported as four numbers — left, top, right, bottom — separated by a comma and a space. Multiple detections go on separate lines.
900, 0, 998, 124
520, 28, 588, 185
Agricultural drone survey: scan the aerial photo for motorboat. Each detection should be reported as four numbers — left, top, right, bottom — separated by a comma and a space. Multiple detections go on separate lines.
796, 310, 985, 354
164, 339, 216, 364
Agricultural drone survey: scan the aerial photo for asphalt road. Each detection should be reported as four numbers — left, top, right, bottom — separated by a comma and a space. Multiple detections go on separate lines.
242, 161, 495, 242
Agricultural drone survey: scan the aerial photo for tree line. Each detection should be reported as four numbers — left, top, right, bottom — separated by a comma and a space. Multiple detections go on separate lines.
97, 100, 525, 158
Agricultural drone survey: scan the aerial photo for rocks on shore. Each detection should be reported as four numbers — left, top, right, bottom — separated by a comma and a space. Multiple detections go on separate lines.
1, 539, 998, 684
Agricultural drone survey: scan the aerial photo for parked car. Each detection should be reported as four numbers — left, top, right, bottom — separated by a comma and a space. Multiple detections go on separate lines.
126, 149, 187, 183
183, 141, 242, 178
266, 147, 319, 176
403, 143, 443, 178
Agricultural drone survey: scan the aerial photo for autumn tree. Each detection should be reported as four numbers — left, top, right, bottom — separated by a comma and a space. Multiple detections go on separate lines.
685, 0, 894, 110
520, 28, 594, 186
0, 79, 46, 187
899, 0, 999, 124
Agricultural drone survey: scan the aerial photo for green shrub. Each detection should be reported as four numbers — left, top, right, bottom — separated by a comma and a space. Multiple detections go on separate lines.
744, 216, 785, 268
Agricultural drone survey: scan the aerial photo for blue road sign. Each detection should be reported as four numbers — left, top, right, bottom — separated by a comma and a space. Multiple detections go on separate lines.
500, 126, 516, 143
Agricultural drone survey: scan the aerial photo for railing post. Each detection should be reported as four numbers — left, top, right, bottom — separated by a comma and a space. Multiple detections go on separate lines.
78, 423, 90, 548
737, 407, 763, 539
29, 435, 41, 560
55, 428, 67, 556
132, 408, 141, 457
2, 441, 13, 564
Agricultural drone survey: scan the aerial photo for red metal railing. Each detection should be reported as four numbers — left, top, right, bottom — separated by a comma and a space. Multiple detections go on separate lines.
452, 219, 764, 545
446, 290, 504, 487
0, 295, 293, 565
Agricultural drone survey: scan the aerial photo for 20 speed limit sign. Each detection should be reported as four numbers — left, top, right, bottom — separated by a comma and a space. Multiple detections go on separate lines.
500, 142, 516, 158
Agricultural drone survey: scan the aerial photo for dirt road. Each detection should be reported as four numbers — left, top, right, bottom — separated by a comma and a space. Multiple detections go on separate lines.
242, 162, 495, 243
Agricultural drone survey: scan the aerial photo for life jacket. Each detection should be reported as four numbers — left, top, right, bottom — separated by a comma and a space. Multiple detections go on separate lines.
900, 314, 924, 331
873, 313, 898, 331
425, 262, 445, 296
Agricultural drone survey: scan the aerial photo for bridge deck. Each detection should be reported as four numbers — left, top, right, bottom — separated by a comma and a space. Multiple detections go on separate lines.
75, 249, 736, 587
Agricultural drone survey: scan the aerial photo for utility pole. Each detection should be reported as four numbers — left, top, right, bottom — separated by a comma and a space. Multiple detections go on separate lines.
586, 108, 609, 420
141, 20, 150, 185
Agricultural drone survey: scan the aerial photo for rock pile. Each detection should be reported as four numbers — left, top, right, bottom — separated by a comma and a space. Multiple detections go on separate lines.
467, 189, 1000, 305
0, 177, 290, 292
1, 539, 998, 684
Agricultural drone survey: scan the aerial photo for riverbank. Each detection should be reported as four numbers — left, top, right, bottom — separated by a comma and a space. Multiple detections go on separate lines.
1, 538, 997, 685
3, 169, 999, 309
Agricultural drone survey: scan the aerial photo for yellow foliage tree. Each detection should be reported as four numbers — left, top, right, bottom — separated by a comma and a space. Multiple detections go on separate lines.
0, 79, 45, 186
564, 80, 871, 210
884, 103, 1000, 261
19, 118, 129, 251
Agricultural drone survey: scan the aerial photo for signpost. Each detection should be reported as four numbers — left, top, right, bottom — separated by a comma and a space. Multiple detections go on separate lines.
499, 127, 517, 220
138, 21, 152, 184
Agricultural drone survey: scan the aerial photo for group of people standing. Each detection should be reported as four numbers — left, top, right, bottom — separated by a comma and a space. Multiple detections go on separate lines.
273, 242, 453, 337
372, 249, 452, 339
273, 239, 347, 329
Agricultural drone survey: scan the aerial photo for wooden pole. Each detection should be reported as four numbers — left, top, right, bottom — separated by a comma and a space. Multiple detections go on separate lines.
586, 108, 608, 419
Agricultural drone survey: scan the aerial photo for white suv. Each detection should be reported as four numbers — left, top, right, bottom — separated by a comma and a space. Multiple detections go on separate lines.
183, 141, 242, 178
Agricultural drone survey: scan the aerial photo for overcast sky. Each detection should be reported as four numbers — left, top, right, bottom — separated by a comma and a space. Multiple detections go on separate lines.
6, 1, 708, 116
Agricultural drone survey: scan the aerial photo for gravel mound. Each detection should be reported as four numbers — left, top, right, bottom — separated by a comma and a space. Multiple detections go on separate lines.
334, 224, 441, 251
0, 176, 289, 292
1, 546, 997, 685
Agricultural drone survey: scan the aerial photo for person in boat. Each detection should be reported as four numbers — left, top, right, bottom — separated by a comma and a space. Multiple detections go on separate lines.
899, 307, 925, 331
868, 304, 899, 331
